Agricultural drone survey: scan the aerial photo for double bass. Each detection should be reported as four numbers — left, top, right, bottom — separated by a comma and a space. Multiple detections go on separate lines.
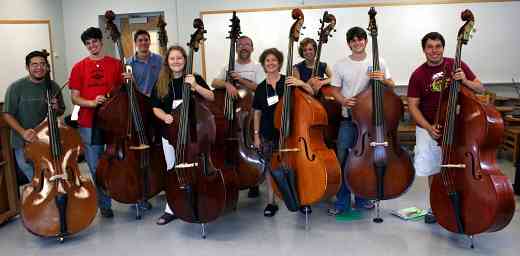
345, 7, 415, 223
313, 12, 342, 149
95, 10, 167, 219
164, 18, 238, 239
430, 10, 515, 247
21, 72, 97, 243
271, 9, 341, 226
209, 12, 265, 191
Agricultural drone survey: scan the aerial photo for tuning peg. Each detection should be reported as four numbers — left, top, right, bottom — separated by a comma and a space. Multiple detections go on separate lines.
301, 33, 304, 36
334, 29, 337, 32
472, 28, 477, 32
302, 26, 306, 29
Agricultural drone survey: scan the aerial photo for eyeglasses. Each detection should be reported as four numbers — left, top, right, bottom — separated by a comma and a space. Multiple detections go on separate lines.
29, 63, 48, 68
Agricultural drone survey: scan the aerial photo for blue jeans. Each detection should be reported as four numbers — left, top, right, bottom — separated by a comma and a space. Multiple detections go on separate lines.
334, 120, 368, 211
14, 148, 34, 181
79, 127, 111, 210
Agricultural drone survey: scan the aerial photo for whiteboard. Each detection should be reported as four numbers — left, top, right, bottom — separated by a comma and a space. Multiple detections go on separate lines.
0, 21, 54, 100
201, 1, 520, 85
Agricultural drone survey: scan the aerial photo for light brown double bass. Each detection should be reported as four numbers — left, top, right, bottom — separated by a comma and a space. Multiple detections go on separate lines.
208, 11, 265, 191
430, 10, 515, 247
163, 19, 238, 239
21, 72, 97, 243
345, 7, 414, 223
95, 10, 167, 219
271, 9, 341, 226
313, 11, 342, 149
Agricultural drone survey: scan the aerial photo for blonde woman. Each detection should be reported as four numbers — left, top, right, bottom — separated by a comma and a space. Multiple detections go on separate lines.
150, 45, 214, 225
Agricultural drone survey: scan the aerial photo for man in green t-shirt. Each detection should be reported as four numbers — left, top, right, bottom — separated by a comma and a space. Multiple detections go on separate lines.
2, 50, 65, 180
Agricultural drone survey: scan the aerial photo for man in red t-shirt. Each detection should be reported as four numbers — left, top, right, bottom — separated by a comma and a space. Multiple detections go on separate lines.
69, 27, 122, 218
407, 32, 485, 224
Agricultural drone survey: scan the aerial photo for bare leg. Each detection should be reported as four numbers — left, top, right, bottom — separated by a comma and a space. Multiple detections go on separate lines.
265, 172, 276, 205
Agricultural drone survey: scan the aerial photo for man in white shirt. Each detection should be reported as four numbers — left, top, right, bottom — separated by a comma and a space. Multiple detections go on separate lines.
328, 27, 395, 215
211, 35, 265, 198
212, 36, 265, 93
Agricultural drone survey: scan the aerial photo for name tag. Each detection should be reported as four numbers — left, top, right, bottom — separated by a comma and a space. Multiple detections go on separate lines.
267, 95, 279, 106
172, 99, 183, 110
237, 88, 247, 99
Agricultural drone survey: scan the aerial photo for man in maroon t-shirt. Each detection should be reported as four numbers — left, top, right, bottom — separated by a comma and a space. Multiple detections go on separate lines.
69, 27, 122, 218
407, 32, 485, 224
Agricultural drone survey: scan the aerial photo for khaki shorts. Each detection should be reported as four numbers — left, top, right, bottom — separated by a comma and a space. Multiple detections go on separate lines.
414, 126, 441, 176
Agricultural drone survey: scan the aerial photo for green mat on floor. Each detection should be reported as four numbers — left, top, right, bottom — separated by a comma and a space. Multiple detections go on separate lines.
335, 210, 365, 222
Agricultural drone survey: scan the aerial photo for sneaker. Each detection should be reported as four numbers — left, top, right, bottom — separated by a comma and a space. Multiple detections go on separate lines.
355, 200, 375, 210
156, 213, 177, 225
248, 186, 260, 198
327, 208, 344, 216
263, 204, 279, 217
424, 211, 436, 224
100, 208, 114, 218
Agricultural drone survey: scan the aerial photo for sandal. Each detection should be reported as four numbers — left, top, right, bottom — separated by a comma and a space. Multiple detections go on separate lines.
156, 213, 177, 225
263, 204, 279, 217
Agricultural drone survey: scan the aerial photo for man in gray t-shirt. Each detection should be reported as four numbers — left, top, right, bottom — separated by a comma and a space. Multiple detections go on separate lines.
2, 50, 65, 180
211, 35, 265, 198
212, 36, 265, 94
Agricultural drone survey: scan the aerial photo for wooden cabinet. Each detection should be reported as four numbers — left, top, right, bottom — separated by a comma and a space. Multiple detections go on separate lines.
0, 108, 19, 225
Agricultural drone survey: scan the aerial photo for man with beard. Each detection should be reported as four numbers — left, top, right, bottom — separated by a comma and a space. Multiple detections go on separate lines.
211, 35, 265, 198
3, 50, 65, 181
212, 36, 265, 94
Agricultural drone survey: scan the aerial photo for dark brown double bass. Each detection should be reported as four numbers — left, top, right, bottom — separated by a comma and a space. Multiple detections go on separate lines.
271, 9, 341, 226
209, 12, 265, 191
95, 10, 166, 219
313, 11, 342, 149
164, 19, 238, 239
21, 72, 97, 243
345, 8, 414, 223
430, 10, 515, 247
